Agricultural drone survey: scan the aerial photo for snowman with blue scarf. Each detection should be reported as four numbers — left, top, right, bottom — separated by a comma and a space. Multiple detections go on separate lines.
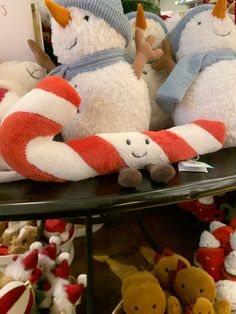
154, 0, 236, 220
156, 0, 236, 148
45, 0, 162, 140
125, 5, 173, 131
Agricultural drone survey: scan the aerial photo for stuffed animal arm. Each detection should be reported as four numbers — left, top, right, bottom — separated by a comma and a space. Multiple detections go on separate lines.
0, 76, 225, 184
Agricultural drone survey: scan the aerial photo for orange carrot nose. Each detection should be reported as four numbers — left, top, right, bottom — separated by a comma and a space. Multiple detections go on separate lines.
212, 0, 227, 19
136, 3, 147, 30
45, 0, 71, 28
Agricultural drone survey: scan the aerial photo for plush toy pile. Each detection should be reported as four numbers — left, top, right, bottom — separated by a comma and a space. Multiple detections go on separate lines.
194, 220, 236, 311
0, 236, 86, 313
120, 249, 231, 314
0, 0, 228, 188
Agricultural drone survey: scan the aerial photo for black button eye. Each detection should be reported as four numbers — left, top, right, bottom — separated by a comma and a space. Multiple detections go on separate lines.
84, 15, 89, 21
126, 139, 131, 145
181, 283, 185, 289
152, 304, 157, 309
165, 268, 169, 273
200, 288, 205, 293
145, 139, 150, 145
134, 305, 139, 311
197, 21, 202, 25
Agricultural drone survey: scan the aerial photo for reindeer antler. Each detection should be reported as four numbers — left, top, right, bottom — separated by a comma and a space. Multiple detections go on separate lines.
27, 39, 56, 72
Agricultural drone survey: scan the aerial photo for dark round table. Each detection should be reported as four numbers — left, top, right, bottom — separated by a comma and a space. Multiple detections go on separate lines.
1, 147, 236, 313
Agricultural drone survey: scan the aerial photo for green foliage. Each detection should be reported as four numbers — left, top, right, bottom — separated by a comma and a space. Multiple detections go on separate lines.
122, 0, 160, 15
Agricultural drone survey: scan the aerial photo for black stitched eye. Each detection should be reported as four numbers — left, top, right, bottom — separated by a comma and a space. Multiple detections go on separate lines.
84, 15, 89, 21
134, 305, 139, 311
197, 21, 202, 25
142, 71, 147, 75
126, 139, 131, 145
145, 139, 150, 145
165, 268, 169, 273
152, 304, 157, 309
200, 288, 205, 293
181, 283, 185, 289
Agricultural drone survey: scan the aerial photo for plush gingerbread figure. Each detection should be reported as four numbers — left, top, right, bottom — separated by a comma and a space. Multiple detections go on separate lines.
172, 266, 231, 314
122, 271, 167, 314
153, 249, 191, 291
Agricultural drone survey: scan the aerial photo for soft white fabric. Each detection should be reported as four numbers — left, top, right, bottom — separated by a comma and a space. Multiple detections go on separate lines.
216, 280, 236, 311
63, 62, 150, 139
199, 230, 220, 248
51, 7, 126, 64
224, 251, 236, 276
172, 10, 236, 147
173, 60, 236, 147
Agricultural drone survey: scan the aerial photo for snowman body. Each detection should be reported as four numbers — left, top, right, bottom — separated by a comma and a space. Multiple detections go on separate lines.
168, 6, 236, 147
49, 5, 150, 140
174, 59, 236, 147
64, 61, 150, 139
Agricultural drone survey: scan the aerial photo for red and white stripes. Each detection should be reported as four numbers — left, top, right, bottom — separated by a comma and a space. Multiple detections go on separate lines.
0, 76, 226, 182
0, 281, 34, 314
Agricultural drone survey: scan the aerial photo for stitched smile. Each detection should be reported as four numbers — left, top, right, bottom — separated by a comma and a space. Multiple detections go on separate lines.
132, 152, 147, 158
27, 68, 41, 79
69, 38, 78, 49
217, 31, 230, 37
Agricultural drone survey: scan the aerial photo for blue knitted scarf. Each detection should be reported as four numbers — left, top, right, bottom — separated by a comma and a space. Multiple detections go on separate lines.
156, 49, 236, 113
49, 48, 125, 81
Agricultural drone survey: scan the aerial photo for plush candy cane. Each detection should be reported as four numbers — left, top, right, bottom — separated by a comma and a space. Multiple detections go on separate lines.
0, 76, 225, 185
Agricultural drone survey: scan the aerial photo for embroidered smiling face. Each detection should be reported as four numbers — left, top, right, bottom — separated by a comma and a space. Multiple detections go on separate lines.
99, 132, 169, 169
0, 61, 45, 93
123, 282, 166, 314
176, 9, 236, 60
51, 7, 126, 64
174, 267, 216, 305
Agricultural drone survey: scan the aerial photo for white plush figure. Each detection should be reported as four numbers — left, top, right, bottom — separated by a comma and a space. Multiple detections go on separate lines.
0, 61, 45, 182
5, 249, 39, 282
45, 0, 152, 140
216, 280, 236, 312
156, 0, 236, 147
0, 61, 45, 122
125, 9, 173, 131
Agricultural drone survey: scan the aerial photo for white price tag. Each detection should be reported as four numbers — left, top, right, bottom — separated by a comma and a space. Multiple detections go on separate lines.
178, 159, 214, 173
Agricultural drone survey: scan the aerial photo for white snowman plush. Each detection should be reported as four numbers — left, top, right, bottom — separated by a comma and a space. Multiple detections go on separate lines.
0, 61, 45, 182
45, 0, 158, 140
156, 0, 236, 147
125, 8, 173, 131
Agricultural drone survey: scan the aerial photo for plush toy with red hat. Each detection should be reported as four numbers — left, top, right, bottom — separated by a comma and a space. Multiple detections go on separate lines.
195, 220, 236, 282
4, 249, 40, 283
51, 274, 87, 314
42, 219, 76, 264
